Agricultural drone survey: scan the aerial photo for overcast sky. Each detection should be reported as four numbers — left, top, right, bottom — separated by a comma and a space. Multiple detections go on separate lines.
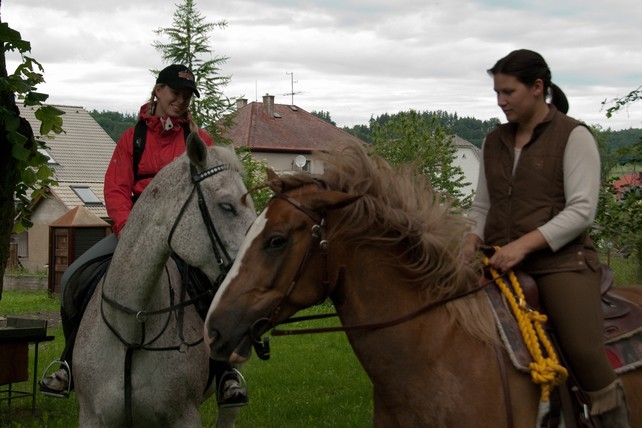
4, 0, 642, 131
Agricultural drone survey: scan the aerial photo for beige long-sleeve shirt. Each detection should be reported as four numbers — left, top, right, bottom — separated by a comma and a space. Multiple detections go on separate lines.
468, 126, 600, 252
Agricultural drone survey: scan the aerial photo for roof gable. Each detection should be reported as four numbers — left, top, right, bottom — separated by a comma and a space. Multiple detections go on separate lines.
49, 205, 110, 227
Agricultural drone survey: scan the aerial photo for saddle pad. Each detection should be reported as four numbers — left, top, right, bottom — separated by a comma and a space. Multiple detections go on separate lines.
485, 285, 642, 375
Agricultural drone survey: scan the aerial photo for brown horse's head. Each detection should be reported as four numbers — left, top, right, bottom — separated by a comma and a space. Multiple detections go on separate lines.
204, 141, 479, 361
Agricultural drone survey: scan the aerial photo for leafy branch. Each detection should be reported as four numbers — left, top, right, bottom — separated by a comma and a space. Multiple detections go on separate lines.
1, 21, 64, 232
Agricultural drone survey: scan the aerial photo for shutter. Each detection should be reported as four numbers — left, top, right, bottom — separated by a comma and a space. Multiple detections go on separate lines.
74, 228, 107, 259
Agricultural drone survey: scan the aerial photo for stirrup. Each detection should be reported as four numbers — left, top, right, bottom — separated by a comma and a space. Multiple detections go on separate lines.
39, 360, 72, 398
217, 368, 248, 408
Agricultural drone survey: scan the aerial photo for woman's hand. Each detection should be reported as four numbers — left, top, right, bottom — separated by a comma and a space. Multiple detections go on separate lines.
488, 229, 549, 272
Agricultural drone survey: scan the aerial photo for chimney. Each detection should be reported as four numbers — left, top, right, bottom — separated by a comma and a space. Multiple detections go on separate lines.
262, 94, 275, 116
236, 98, 248, 110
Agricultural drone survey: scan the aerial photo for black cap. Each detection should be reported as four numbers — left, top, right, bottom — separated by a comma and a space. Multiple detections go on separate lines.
156, 64, 200, 98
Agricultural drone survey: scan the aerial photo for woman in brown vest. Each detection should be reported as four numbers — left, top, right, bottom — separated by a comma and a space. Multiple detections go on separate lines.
464, 49, 629, 427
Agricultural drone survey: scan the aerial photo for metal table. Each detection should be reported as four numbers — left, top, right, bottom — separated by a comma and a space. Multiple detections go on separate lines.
0, 318, 55, 412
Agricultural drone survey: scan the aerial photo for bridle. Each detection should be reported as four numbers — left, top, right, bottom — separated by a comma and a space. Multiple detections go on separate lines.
100, 161, 234, 428
249, 190, 492, 361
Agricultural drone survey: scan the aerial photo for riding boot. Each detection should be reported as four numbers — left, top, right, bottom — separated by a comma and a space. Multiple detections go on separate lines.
587, 379, 630, 428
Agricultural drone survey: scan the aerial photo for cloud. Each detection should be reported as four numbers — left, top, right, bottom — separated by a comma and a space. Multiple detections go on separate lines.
4, 0, 642, 130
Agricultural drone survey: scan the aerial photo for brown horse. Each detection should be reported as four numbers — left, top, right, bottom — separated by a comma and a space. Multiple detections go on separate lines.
204, 142, 642, 427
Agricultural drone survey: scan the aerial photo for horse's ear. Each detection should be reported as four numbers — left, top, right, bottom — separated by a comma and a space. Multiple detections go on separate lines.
308, 190, 361, 212
266, 168, 284, 193
186, 132, 207, 168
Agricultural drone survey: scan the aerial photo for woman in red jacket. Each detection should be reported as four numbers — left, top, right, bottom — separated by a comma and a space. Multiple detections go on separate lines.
105, 64, 212, 236
41, 65, 248, 407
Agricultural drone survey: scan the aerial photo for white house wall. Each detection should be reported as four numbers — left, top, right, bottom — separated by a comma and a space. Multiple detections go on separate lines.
21, 196, 68, 272
453, 146, 480, 198
251, 152, 322, 175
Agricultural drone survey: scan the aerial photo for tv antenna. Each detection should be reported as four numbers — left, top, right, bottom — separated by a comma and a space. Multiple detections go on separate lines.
284, 72, 302, 105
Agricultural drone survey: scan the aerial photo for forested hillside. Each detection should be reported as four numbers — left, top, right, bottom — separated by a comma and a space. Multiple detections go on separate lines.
90, 108, 641, 154
342, 110, 642, 150
89, 110, 137, 142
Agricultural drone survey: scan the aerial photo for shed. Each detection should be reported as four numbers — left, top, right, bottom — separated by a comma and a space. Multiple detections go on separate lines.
48, 206, 111, 294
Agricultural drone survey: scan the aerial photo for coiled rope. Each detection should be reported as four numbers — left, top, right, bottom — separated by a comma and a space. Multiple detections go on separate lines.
483, 250, 568, 401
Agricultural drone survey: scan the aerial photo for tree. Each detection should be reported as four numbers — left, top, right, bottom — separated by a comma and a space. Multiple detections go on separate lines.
153, 0, 235, 141
89, 110, 136, 142
595, 85, 642, 280
0, 18, 63, 298
236, 147, 272, 213
371, 109, 471, 208
602, 85, 642, 119
153, 0, 277, 210
311, 110, 336, 126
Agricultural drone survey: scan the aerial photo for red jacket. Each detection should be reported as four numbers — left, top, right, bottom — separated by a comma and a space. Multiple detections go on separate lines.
104, 103, 213, 235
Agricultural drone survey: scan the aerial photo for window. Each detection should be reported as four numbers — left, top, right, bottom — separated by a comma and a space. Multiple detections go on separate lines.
14, 232, 28, 258
71, 186, 102, 205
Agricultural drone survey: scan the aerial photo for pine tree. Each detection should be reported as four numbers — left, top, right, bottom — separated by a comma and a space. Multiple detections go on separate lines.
153, 0, 235, 141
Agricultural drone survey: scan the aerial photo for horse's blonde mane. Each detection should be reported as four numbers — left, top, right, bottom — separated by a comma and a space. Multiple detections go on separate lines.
275, 142, 498, 343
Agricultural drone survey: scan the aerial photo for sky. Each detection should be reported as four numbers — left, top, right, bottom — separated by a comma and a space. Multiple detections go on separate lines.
3, 0, 642, 131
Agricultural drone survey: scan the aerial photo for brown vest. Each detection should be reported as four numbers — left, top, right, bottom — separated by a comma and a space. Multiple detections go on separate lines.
483, 106, 599, 274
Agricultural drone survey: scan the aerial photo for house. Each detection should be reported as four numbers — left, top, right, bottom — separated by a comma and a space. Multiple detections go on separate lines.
13, 105, 115, 275
613, 172, 642, 199
225, 95, 480, 197
224, 95, 367, 175
451, 135, 481, 198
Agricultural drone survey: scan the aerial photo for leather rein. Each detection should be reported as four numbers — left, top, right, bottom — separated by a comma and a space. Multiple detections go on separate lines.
249, 191, 493, 360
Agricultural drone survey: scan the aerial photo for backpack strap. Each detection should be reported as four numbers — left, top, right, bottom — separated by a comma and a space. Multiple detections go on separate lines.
132, 121, 193, 181
133, 121, 147, 182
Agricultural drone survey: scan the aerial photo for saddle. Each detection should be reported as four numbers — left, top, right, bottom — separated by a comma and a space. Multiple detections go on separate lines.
511, 264, 642, 342
486, 265, 642, 427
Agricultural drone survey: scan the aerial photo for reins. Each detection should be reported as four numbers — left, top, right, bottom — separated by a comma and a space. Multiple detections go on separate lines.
168, 163, 234, 277
270, 278, 493, 336
482, 249, 568, 402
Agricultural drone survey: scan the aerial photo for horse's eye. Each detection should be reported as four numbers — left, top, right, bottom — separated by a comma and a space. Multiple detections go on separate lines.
266, 235, 287, 250
219, 203, 237, 215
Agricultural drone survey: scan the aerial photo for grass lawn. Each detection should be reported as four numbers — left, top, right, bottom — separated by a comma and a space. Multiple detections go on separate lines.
0, 291, 372, 427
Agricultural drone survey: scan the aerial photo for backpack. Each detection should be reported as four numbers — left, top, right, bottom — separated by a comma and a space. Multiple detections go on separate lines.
132, 120, 191, 181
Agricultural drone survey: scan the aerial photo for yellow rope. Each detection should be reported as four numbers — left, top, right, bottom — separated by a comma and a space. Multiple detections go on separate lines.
483, 250, 568, 401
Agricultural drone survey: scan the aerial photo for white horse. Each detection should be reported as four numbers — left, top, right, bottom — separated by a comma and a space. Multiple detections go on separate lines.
73, 133, 256, 427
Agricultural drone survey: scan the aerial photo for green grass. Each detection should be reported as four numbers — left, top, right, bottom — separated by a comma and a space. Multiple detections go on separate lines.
0, 292, 372, 427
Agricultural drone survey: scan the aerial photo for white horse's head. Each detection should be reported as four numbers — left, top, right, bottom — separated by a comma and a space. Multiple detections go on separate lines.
136, 132, 257, 282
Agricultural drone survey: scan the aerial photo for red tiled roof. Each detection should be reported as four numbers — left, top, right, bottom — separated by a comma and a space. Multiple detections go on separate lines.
224, 100, 366, 152
613, 172, 642, 191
